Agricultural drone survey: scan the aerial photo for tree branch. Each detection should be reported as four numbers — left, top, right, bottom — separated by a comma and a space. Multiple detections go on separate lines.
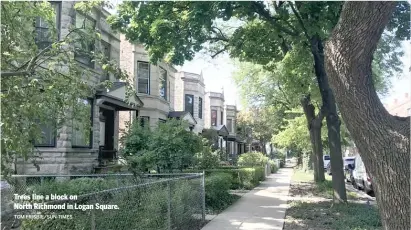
251, 2, 299, 36
289, 2, 311, 42
211, 45, 229, 58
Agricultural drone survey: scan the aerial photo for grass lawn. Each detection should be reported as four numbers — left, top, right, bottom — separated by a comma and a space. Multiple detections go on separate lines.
284, 169, 382, 230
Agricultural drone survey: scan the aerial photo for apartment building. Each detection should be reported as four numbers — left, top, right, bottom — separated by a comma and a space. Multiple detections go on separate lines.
225, 105, 246, 157
17, 3, 143, 174
174, 71, 206, 133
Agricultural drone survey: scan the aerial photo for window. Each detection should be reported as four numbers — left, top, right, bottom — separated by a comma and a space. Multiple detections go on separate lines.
72, 99, 93, 148
159, 67, 167, 100
158, 118, 167, 123
211, 110, 217, 126
74, 13, 96, 67
101, 40, 111, 81
137, 62, 150, 94
220, 111, 224, 125
227, 119, 233, 132
34, 123, 56, 147
35, 2, 61, 49
198, 97, 203, 119
185, 94, 194, 116
140, 116, 150, 128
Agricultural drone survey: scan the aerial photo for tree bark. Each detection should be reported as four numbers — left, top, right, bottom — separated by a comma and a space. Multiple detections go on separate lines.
311, 36, 347, 202
324, 2, 410, 229
301, 95, 325, 182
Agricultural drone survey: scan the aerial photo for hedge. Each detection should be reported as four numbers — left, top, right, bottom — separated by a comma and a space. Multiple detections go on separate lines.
186, 167, 266, 190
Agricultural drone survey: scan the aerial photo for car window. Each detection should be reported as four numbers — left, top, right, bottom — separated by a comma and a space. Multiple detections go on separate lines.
324, 155, 330, 160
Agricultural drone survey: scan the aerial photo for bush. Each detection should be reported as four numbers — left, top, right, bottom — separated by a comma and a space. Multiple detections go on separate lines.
187, 167, 266, 190
20, 177, 201, 230
205, 173, 233, 212
269, 160, 279, 173
194, 142, 220, 169
238, 152, 269, 167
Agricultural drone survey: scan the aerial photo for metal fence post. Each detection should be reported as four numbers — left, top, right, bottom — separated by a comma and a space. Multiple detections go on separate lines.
201, 171, 206, 222
91, 196, 96, 230
167, 180, 171, 230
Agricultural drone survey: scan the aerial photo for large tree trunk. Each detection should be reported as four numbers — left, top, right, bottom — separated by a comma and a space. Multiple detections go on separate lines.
324, 2, 410, 229
311, 36, 347, 202
301, 95, 325, 182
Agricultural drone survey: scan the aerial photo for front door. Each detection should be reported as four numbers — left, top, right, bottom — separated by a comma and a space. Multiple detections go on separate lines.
100, 108, 116, 160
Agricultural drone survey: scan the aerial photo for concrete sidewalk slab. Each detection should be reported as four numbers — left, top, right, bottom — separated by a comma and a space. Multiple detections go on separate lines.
201, 168, 293, 230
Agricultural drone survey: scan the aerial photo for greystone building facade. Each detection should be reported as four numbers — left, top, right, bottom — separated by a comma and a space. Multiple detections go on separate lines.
17, 3, 143, 175
17, 3, 247, 175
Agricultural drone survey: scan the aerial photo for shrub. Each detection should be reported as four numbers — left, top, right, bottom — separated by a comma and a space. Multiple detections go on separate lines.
269, 160, 279, 173
186, 167, 266, 190
238, 152, 269, 167
194, 141, 220, 169
20, 177, 200, 230
205, 173, 233, 212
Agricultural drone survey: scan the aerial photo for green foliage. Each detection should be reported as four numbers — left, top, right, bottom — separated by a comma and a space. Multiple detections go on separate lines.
205, 173, 234, 212
120, 119, 203, 173
20, 177, 201, 230
1, 1, 133, 177
187, 167, 265, 190
194, 141, 220, 170
200, 128, 219, 151
269, 160, 279, 173
238, 152, 268, 167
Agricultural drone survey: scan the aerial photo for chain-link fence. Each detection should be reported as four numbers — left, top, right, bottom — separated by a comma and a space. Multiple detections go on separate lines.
1, 173, 206, 230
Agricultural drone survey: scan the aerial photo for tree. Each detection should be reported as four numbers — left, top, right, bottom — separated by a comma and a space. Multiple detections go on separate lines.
236, 107, 281, 155
233, 58, 328, 181
324, 2, 410, 229
109, 0, 408, 203
108, 1, 348, 201
1, 1, 132, 177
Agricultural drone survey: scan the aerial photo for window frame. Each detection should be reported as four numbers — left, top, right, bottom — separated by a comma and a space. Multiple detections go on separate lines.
220, 111, 224, 125
159, 67, 167, 100
73, 12, 96, 68
140, 116, 150, 128
227, 118, 233, 132
101, 40, 111, 81
33, 122, 57, 147
198, 97, 203, 119
211, 110, 217, 126
137, 61, 150, 94
34, 1, 62, 50
71, 98, 94, 149
185, 94, 194, 116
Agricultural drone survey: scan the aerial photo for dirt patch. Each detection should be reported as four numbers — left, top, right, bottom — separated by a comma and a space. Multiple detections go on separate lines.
283, 171, 382, 230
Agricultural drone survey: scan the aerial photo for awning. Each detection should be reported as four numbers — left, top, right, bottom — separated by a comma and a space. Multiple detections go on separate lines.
212, 125, 229, 137
168, 111, 197, 127
224, 135, 237, 141
96, 82, 144, 111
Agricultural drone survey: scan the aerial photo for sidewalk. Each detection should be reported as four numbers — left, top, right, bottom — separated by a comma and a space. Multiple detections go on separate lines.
202, 168, 293, 230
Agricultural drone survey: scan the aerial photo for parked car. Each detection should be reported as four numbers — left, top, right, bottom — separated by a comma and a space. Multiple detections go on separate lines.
345, 159, 356, 182
323, 155, 330, 169
326, 156, 355, 175
352, 154, 373, 194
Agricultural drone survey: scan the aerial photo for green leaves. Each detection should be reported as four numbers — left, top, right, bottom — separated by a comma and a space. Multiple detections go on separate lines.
1, 1, 134, 176
120, 119, 203, 173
